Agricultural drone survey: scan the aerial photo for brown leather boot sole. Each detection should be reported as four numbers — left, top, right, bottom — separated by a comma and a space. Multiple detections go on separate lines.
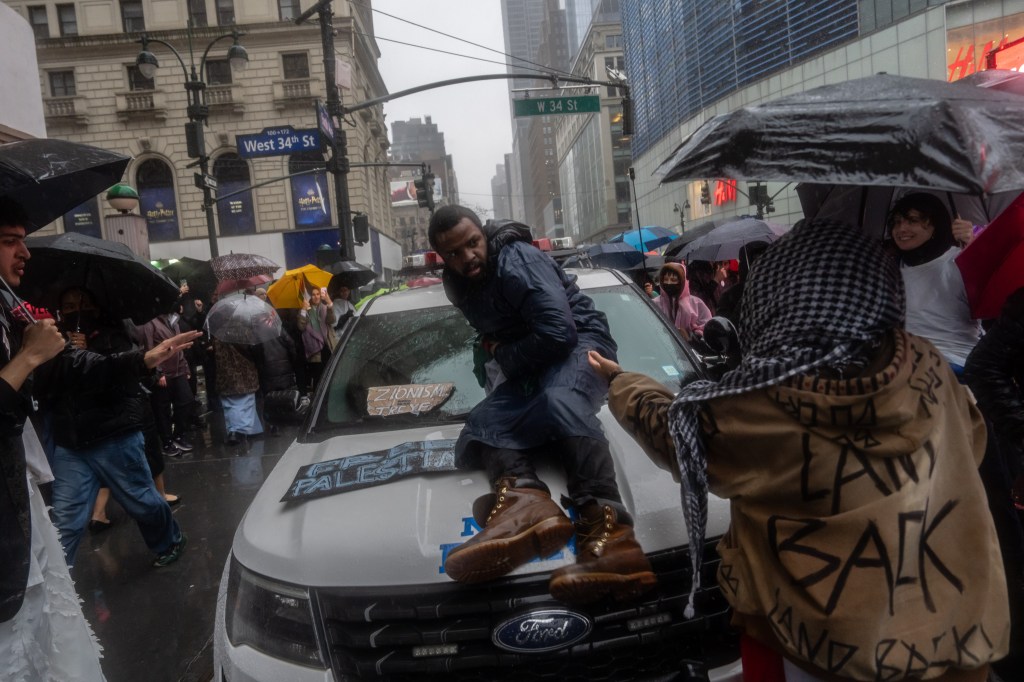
549, 569, 658, 605
445, 515, 575, 584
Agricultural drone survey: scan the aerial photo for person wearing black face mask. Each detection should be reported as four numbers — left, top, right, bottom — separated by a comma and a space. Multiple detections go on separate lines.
653, 262, 711, 342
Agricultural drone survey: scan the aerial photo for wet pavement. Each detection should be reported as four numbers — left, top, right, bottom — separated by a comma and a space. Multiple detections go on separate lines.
67, 410, 300, 682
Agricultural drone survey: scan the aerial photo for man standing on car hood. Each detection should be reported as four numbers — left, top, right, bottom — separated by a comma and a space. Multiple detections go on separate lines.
428, 204, 655, 604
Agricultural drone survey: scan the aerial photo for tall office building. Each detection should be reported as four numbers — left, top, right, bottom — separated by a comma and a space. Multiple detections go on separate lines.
618, 0, 1007, 232
500, 0, 568, 231
389, 116, 457, 253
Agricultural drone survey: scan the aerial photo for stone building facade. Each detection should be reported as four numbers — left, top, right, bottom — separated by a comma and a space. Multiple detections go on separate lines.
4, 0, 400, 271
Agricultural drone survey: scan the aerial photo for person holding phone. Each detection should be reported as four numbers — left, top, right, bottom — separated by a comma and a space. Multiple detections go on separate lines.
297, 286, 336, 391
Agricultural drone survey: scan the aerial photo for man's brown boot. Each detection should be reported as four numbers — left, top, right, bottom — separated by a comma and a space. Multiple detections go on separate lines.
548, 503, 657, 604
444, 478, 575, 584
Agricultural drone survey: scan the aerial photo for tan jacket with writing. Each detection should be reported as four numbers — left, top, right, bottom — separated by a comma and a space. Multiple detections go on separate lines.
608, 330, 1008, 681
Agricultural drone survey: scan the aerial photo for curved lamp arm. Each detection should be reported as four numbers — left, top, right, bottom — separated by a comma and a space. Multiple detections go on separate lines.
200, 29, 247, 75
137, 34, 189, 81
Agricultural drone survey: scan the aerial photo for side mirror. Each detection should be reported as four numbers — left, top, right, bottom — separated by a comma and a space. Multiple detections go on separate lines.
702, 316, 740, 358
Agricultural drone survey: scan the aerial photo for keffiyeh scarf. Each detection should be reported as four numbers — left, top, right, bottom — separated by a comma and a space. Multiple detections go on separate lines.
666, 219, 905, 617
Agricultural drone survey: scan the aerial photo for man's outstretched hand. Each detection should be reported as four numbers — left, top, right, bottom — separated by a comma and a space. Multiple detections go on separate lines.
588, 350, 622, 382
144, 331, 202, 369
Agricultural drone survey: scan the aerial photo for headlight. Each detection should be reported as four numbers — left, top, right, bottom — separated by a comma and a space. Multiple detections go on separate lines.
225, 556, 325, 668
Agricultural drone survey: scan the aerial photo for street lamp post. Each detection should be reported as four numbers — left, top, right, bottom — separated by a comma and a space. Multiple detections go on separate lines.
135, 19, 248, 258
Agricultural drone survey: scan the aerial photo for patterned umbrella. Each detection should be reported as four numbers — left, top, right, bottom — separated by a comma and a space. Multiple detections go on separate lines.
210, 253, 280, 281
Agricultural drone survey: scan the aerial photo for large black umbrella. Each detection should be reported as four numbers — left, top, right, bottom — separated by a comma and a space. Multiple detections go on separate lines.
674, 218, 788, 263
663, 220, 720, 260
796, 183, 1021, 240
20, 232, 179, 323
656, 73, 1024, 195
161, 257, 216, 303
586, 242, 645, 270
0, 139, 130, 232
324, 260, 377, 290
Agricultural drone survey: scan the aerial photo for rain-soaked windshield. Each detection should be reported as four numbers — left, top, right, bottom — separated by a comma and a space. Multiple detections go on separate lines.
315, 284, 700, 433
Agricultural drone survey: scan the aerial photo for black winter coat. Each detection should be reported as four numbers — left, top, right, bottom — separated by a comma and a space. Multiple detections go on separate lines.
254, 334, 300, 392
964, 288, 1024, 451
43, 324, 150, 450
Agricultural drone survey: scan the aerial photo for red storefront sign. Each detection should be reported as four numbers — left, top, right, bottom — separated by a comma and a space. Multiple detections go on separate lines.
714, 179, 737, 206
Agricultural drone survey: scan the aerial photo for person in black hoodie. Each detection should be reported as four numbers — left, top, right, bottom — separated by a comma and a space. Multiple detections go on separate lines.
427, 204, 654, 605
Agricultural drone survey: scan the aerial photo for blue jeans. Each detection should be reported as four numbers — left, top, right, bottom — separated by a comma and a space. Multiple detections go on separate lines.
51, 430, 181, 565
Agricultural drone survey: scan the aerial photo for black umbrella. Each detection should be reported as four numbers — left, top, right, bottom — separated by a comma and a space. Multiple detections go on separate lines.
20, 232, 179, 323
663, 221, 720, 260
796, 183, 1021, 240
586, 242, 645, 270
656, 73, 1024, 195
674, 218, 788, 263
0, 139, 130, 232
210, 253, 280, 281
324, 260, 377, 289
161, 257, 217, 303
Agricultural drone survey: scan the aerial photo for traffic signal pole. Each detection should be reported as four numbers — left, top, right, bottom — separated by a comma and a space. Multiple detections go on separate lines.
296, 1, 627, 259
296, 0, 354, 261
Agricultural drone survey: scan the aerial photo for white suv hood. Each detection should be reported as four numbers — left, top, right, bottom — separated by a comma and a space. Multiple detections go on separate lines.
232, 409, 731, 587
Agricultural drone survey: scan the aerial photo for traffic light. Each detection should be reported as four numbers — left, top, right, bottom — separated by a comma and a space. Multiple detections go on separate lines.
353, 213, 369, 243
414, 177, 430, 209
700, 181, 711, 205
423, 173, 435, 212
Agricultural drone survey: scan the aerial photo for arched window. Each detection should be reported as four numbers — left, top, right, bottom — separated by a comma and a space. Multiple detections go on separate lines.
135, 158, 179, 242
288, 151, 331, 228
213, 153, 255, 236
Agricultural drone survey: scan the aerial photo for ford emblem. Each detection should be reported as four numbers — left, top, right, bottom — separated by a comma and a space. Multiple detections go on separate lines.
492, 608, 592, 653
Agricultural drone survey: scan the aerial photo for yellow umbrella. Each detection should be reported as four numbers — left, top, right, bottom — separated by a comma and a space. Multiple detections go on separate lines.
267, 264, 334, 309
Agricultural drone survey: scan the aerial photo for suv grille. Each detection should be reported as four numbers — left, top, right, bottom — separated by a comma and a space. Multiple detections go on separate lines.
313, 540, 738, 681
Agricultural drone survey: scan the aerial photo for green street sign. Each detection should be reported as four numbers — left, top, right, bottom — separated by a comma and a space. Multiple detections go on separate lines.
513, 95, 601, 118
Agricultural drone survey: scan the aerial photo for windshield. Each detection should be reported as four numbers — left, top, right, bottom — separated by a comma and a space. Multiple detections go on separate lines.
314, 284, 700, 434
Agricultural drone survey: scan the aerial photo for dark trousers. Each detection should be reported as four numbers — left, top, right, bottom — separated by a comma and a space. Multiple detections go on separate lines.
151, 375, 193, 445
482, 437, 623, 511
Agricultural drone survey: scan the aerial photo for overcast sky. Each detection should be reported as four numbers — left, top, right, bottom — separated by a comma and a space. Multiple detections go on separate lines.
371, 1, 513, 219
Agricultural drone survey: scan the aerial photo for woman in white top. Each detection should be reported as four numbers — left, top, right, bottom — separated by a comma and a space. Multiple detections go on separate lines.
889, 192, 979, 373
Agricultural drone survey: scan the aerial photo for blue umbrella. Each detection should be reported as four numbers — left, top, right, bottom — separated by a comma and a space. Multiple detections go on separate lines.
608, 226, 677, 251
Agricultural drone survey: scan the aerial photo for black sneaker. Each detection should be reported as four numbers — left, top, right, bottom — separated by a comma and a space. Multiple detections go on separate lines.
172, 437, 194, 452
153, 533, 188, 567
162, 444, 182, 458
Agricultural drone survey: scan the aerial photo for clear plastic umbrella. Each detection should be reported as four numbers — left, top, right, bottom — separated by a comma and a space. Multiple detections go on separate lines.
205, 292, 281, 345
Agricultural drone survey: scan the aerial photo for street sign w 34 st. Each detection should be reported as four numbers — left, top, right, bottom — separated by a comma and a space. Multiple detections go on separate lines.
513, 95, 601, 118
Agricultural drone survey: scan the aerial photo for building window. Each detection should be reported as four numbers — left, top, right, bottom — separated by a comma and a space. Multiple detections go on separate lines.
189, 0, 208, 27
56, 4, 77, 37
121, 0, 145, 32
282, 53, 310, 79
48, 70, 76, 97
605, 34, 622, 49
205, 59, 232, 85
136, 158, 179, 242
278, 0, 300, 21
28, 6, 49, 40
126, 65, 154, 91
213, 153, 255, 236
215, 0, 234, 25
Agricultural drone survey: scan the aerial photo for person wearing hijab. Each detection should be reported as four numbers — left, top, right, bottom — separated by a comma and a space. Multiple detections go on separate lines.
888, 192, 979, 373
588, 219, 1008, 682
654, 262, 711, 341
